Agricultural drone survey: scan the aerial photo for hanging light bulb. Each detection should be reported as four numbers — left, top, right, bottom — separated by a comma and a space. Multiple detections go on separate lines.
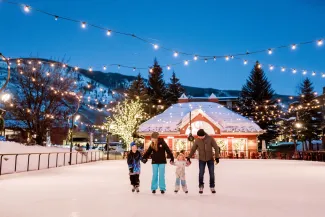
173, 51, 179, 57
268, 49, 273, 55
225, 56, 229, 61
24, 5, 30, 12
133, 67, 136, 71
317, 39, 323, 46
184, 60, 189, 65
213, 56, 216, 61
153, 44, 159, 49
269, 65, 274, 70
257, 64, 262, 69
292, 69, 297, 74
302, 70, 307, 75
312, 71, 316, 76
193, 55, 198, 61
291, 44, 297, 50
149, 68, 153, 73
54, 16, 59, 21
118, 65, 121, 69
38, 61, 42, 65
74, 66, 79, 71
106, 30, 111, 36
167, 65, 171, 70
231, 55, 234, 59
244, 60, 248, 65
51, 63, 54, 67
204, 59, 208, 63
89, 67, 93, 72
81, 22, 87, 28
62, 64, 66, 68
322, 73, 325, 78
103, 66, 107, 70
281, 67, 286, 72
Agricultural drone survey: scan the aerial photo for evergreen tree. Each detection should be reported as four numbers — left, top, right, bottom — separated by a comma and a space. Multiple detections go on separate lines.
147, 58, 167, 115
166, 71, 184, 105
126, 73, 148, 101
291, 78, 322, 150
238, 61, 281, 144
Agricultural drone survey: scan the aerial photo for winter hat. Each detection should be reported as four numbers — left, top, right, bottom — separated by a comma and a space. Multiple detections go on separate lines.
151, 132, 159, 139
130, 142, 136, 148
197, 129, 206, 137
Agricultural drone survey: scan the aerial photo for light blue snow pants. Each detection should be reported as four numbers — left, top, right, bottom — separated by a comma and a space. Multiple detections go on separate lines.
151, 164, 166, 191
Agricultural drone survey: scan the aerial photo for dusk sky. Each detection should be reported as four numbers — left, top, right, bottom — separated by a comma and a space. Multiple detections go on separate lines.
0, 0, 324, 95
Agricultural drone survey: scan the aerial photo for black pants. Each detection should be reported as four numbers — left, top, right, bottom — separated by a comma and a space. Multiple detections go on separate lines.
130, 174, 140, 186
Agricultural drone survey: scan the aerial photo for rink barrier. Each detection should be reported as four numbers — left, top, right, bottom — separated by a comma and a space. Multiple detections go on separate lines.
0, 151, 104, 176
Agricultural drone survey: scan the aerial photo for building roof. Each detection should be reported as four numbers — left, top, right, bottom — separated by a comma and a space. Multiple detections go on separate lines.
138, 102, 263, 135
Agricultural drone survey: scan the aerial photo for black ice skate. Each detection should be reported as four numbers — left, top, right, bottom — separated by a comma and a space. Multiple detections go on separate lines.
135, 186, 140, 193
174, 190, 178, 193
210, 188, 216, 194
132, 186, 136, 192
152, 190, 156, 194
199, 186, 204, 194
160, 190, 165, 194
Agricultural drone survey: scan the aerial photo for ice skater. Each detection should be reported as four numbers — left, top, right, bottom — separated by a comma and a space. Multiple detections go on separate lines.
127, 142, 142, 193
142, 132, 174, 194
170, 153, 190, 194
187, 129, 220, 194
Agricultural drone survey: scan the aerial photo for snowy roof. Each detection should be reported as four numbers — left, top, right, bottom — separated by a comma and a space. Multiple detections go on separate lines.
138, 102, 263, 135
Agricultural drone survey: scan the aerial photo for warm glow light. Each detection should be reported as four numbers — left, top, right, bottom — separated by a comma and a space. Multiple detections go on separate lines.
167, 65, 171, 70
107, 30, 111, 36
62, 64, 66, 68
291, 44, 297, 50
322, 74, 325, 78
257, 64, 262, 69
133, 67, 136, 71
204, 59, 208, 63
51, 63, 54, 67
184, 60, 189, 65
268, 49, 272, 55
225, 56, 229, 61
24, 5, 30, 12
173, 51, 178, 57
194, 55, 198, 61
295, 123, 302, 128
317, 39, 323, 46
149, 68, 153, 73
303, 70, 307, 75
1, 93, 11, 102
75, 115, 80, 121
54, 16, 58, 21
89, 67, 93, 72
213, 56, 216, 61
74, 66, 79, 71
269, 65, 274, 70
281, 67, 286, 72
81, 22, 86, 28
312, 71, 316, 76
244, 60, 248, 65
153, 44, 159, 49
292, 69, 297, 73
103, 66, 107, 70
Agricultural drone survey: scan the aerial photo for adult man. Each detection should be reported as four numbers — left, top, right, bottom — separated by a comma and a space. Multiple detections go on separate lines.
187, 129, 220, 194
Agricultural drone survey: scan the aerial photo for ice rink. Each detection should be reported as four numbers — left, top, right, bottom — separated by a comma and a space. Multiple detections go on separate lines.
1, 159, 325, 217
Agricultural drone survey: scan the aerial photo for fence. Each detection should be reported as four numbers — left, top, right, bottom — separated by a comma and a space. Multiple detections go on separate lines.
0, 151, 107, 176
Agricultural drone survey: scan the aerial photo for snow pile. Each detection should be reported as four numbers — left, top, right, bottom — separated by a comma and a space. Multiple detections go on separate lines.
0, 160, 325, 217
139, 102, 263, 134
0, 142, 101, 175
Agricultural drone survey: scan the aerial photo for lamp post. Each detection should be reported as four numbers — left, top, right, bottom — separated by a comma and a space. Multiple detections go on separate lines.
69, 114, 80, 164
294, 122, 303, 154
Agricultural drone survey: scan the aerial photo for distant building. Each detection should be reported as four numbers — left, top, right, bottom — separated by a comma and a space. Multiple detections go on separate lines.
138, 94, 263, 158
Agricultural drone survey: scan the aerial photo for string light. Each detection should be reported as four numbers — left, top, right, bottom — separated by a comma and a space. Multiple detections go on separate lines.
194, 55, 198, 61
281, 67, 286, 72
24, 5, 30, 12
291, 44, 297, 50
153, 44, 159, 50
312, 71, 316, 76
74, 66, 79, 71
173, 51, 179, 57
51, 63, 54, 67
54, 16, 58, 21
103, 66, 107, 70
81, 22, 86, 28
244, 60, 248, 65
292, 69, 297, 74
133, 67, 136, 71
269, 65, 274, 70
268, 49, 273, 55
204, 59, 208, 63
302, 70, 307, 75
89, 67, 93, 72
317, 39, 323, 46
257, 64, 262, 69
225, 56, 229, 61
106, 30, 111, 36
213, 56, 216, 61
184, 60, 189, 65
149, 68, 153, 73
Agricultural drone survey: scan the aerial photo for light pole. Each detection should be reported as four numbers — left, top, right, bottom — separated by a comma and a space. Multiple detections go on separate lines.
295, 122, 303, 154
69, 114, 80, 164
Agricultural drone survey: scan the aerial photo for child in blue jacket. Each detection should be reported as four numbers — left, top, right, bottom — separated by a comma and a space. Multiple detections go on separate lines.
127, 142, 142, 193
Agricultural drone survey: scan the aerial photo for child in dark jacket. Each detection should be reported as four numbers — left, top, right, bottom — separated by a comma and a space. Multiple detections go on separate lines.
127, 142, 142, 193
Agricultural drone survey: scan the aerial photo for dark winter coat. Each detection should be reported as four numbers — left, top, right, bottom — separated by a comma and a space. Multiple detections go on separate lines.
143, 138, 174, 164
188, 134, 220, 161
127, 150, 142, 175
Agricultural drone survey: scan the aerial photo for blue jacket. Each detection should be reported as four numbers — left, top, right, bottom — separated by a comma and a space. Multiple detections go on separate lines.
127, 150, 141, 175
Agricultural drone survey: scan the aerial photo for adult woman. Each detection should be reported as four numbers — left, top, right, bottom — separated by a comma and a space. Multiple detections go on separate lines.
142, 132, 174, 194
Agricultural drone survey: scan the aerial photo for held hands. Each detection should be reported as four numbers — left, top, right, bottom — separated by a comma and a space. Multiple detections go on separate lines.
141, 158, 148, 164
186, 157, 191, 164
215, 158, 219, 165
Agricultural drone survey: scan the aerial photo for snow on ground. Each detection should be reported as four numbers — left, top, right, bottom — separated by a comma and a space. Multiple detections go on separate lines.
0, 142, 101, 175
1, 159, 325, 217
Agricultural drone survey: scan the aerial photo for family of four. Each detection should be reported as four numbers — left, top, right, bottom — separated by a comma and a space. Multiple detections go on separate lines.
127, 129, 220, 194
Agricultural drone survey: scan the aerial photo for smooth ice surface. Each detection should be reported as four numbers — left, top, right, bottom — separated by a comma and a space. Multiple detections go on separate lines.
1, 160, 325, 217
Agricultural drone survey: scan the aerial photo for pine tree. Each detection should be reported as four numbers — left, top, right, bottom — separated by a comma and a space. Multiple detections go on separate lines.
166, 71, 184, 105
238, 61, 281, 144
126, 73, 148, 102
293, 78, 322, 150
147, 58, 167, 115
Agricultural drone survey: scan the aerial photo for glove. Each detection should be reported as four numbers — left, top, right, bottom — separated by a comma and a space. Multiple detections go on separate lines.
186, 157, 191, 163
141, 158, 147, 164
215, 158, 219, 164
129, 167, 134, 173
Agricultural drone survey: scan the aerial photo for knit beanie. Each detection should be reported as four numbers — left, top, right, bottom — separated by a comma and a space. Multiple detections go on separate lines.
130, 142, 136, 148
197, 129, 206, 136
151, 132, 159, 139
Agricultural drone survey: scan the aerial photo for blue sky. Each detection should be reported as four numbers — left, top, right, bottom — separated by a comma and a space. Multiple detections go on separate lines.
0, 0, 324, 95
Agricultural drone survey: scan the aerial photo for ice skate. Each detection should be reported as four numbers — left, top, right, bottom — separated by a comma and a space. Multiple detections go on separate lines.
160, 190, 165, 194
152, 190, 156, 194
174, 190, 178, 193
199, 186, 204, 194
210, 188, 216, 194
132, 186, 135, 192
135, 186, 140, 193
